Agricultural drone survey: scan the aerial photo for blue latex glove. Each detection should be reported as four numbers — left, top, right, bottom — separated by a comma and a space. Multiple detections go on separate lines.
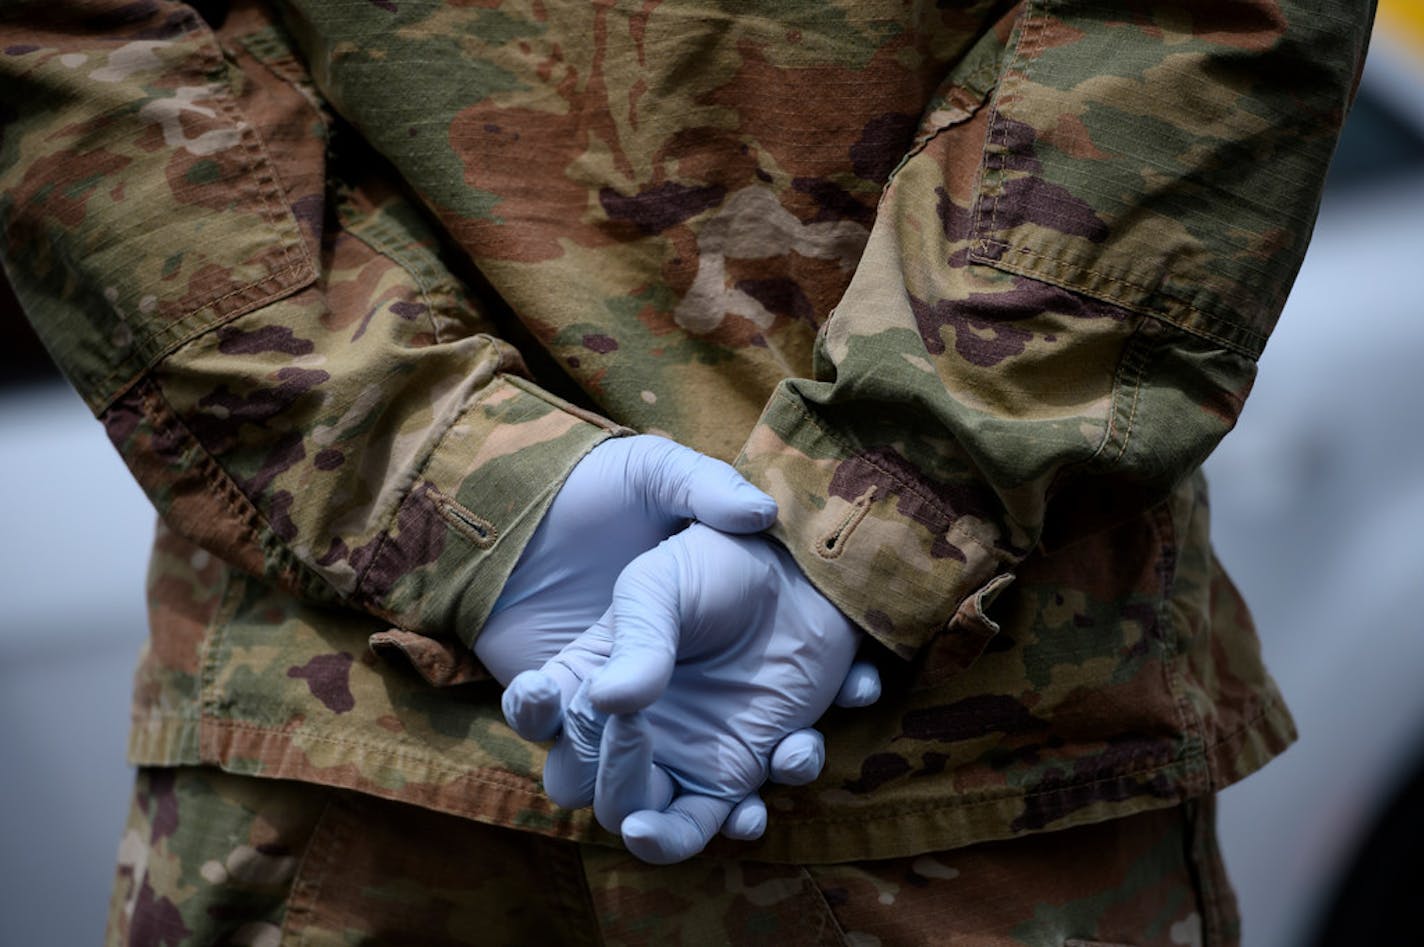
475, 434, 776, 681
477, 435, 877, 836
504, 523, 880, 863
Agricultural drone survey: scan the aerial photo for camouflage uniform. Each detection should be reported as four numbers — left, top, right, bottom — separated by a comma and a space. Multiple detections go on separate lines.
0, 0, 1371, 941
109, 766, 1238, 946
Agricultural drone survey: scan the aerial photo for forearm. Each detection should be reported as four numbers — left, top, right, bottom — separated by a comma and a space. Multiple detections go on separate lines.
0, 0, 621, 641
737, 0, 1373, 659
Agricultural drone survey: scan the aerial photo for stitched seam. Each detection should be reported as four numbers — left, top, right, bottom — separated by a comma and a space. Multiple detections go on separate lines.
197, 562, 245, 729
132, 263, 312, 349
1155, 497, 1215, 798
238, 26, 315, 94
430, 486, 499, 549
130, 711, 201, 723
786, 696, 1286, 828
815, 486, 876, 560
1149, 499, 1205, 800
978, 1, 1046, 253
799, 866, 854, 947
94, 10, 319, 409
972, 240, 1267, 353
962, 0, 1267, 359
189, 695, 1289, 843
95, 263, 315, 412
204, 717, 557, 796
1040, 317, 1149, 510
1104, 326, 1152, 466
137, 382, 336, 604
192, 694, 1287, 835
279, 794, 341, 945
793, 756, 1186, 826
140, 387, 262, 566
197, 13, 308, 290
336, 189, 453, 345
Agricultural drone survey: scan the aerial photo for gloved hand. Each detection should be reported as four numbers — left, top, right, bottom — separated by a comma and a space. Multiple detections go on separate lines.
474, 434, 777, 682
477, 435, 878, 841
503, 523, 880, 864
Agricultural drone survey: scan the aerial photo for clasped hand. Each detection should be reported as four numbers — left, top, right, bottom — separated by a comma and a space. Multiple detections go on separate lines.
475, 435, 877, 863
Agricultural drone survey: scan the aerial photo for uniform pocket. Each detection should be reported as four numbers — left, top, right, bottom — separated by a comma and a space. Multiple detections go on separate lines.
964, 0, 1336, 360
0, 4, 319, 413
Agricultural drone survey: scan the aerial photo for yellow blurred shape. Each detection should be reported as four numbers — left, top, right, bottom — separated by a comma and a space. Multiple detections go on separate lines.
1379, 0, 1424, 54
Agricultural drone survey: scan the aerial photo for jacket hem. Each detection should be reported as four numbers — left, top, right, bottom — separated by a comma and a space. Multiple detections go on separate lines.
125, 690, 1294, 864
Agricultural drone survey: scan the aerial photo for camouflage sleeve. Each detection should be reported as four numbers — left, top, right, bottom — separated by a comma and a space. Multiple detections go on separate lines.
736, 0, 1374, 660
0, 0, 622, 644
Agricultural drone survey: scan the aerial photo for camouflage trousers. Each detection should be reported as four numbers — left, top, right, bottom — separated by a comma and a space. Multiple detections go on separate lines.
107, 767, 1239, 947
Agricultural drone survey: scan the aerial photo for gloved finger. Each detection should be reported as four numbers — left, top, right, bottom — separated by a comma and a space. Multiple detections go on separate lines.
501, 670, 565, 742
502, 608, 619, 743
620, 794, 734, 865
833, 660, 882, 708
542, 681, 607, 810
768, 728, 825, 787
637, 438, 777, 534
593, 711, 675, 833
587, 546, 681, 715
720, 793, 768, 842
542, 606, 616, 694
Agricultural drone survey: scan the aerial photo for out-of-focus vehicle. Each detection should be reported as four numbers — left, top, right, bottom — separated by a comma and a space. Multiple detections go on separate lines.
0, 12, 1421, 945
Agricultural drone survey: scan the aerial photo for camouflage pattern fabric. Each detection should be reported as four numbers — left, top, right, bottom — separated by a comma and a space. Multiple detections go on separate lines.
0, 0, 1371, 862
109, 765, 1237, 946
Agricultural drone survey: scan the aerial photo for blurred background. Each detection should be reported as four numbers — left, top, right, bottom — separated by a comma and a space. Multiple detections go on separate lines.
2, 6, 1422, 944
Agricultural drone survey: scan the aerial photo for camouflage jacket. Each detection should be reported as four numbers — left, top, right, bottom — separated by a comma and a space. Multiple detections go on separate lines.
0, 0, 1371, 862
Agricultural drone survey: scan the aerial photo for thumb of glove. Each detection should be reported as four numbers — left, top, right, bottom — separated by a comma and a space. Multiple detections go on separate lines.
587, 542, 682, 715
629, 436, 777, 534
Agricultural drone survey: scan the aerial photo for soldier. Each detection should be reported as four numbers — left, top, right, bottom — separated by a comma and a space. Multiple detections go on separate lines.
0, 0, 1373, 943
